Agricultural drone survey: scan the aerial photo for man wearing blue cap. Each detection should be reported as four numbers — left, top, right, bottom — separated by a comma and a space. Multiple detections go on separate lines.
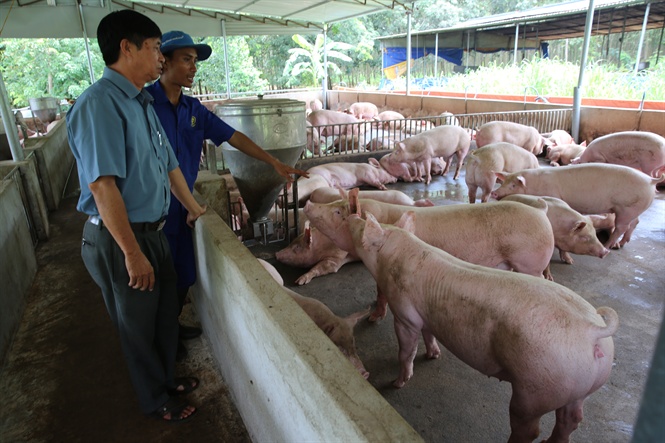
146, 31, 308, 359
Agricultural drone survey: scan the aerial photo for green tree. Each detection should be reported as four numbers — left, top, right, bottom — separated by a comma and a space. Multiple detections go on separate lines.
282, 34, 354, 87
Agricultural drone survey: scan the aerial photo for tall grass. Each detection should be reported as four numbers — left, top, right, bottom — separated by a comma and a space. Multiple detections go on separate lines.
425, 58, 665, 101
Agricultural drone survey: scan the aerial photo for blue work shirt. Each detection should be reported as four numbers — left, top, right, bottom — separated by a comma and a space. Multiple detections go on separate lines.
67, 67, 179, 223
146, 80, 235, 235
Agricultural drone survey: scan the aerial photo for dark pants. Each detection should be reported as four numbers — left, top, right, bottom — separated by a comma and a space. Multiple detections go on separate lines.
81, 220, 179, 414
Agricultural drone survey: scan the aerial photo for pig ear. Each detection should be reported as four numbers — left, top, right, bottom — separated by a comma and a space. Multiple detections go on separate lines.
362, 212, 383, 250
495, 172, 507, 182
516, 175, 526, 187
573, 221, 587, 232
349, 188, 361, 216
580, 140, 587, 147
337, 187, 348, 200
368, 158, 379, 168
394, 211, 416, 234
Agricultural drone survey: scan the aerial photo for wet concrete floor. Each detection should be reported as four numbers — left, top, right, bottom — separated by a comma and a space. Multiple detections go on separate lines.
266, 158, 665, 442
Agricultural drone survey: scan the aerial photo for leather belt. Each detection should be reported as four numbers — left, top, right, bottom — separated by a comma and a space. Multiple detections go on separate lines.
88, 215, 166, 232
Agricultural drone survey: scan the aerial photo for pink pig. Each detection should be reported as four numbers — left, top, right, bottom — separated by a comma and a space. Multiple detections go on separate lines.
346, 211, 618, 442
547, 129, 575, 147
310, 186, 434, 207
307, 161, 397, 190
307, 109, 359, 138
391, 125, 471, 183
491, 163, 662, 249
257, 258, 370, 379
546, 142, 587, 167
465, 142, 539, 203
476, 121, 551, 155
346, 102, 379, 120
571, 131, 665, 179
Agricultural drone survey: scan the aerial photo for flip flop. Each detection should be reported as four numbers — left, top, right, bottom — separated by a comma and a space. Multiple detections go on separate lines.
168, 376, 200, 396
151, 398, 197, 423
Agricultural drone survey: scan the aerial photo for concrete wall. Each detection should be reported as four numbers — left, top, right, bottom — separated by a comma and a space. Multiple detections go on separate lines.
190, 208, 423, 443
0, 179, 37, 365
24, 119, 74, 211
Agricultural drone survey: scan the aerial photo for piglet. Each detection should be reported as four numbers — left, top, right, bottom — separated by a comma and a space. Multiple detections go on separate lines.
257, 258, 370, 379
476, 121, 550, 155
347, 211, 618, 442
465, 142, 539, 203
546, 142, 586, 167
391, 125, 471, 183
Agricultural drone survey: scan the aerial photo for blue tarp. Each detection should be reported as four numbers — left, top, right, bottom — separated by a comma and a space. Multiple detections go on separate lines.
383, 47, 464, 68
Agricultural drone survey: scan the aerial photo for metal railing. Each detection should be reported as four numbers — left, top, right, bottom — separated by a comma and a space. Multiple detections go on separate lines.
303, 108, 573, 159
2, 166, 38, 247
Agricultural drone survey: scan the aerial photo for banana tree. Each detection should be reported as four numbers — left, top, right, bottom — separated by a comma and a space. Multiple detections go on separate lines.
283, 34, 354, 87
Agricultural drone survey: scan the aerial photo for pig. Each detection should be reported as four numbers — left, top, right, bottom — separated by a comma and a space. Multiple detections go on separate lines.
437, 111, 460, 126
309, 99, 323, 112
306, 122, 322, 155
491, 163, 663, 249
304, 188, 555, 319
365, 137, 395, 151
502, 194, 609, 277
374, 110, 405, 130
307, 161, 397, 190
307, 109, 359, 138
546, 142, 587, 167
571, 131, 665, 180
464, 142, 539, 203
346, 211, 618, 442
287, 174, 330, 205
257, 258, 370, 379
346, 102, 379, 120
547, 129, 575, 147
309, 186, 434, 207
391, 125, 471, 183
476, 121, 551, 155
374, 154, 420, 182
403, 119, 435, 135
275, 221, 359, 285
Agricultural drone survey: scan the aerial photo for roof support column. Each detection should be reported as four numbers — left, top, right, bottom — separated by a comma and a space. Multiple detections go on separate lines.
633, 1, 651, 75
77, 0, 95, 84
513, 24, 519, 66
572, 0, 596, 143
406, 10, 412, 96
434, 33, 439, 78
322, 25, 328, 109
221, 20, 232, 100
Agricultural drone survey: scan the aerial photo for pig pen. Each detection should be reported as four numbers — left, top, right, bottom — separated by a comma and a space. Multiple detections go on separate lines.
254, 157, 664, 442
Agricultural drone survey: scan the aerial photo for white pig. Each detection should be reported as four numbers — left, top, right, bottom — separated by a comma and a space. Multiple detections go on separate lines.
547, 129, 575, 147
502, 194, 609, 277
546, 142, 587, 167
392, 125, 471, 183
257, 258, 370, 378
346, 211, 617, 442
571, 131, 665, 179
465, 142, 540, 203
476, 121, 551, 155
275, 221, 359, 285
307, 162, 397, 190
491, 163, 662, 249
346, 102, 379, 120
310, 186, 433, 207
304, 188, 555, 318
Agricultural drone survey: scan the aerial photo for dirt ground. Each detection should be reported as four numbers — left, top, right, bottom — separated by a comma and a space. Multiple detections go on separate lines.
1, 157, 664, 442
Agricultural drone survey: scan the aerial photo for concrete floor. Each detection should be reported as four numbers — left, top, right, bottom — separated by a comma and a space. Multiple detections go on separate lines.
1, 158, 663, 442
267, 158, 665, 442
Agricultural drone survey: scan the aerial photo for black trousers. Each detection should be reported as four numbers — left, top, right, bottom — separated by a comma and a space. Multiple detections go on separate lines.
81, 220, 179, 414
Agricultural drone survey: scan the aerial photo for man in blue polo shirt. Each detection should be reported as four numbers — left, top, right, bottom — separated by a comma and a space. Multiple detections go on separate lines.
68, 11, 203, 422
146, 31, 307, 359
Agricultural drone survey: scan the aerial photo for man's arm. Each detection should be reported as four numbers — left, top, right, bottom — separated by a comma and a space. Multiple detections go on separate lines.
227, 131, 309, 181
168, 166, 206, 227
89, 176, 155, 291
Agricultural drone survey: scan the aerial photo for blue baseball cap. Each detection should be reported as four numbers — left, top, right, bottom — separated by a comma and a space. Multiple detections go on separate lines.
160, 30, 212, 61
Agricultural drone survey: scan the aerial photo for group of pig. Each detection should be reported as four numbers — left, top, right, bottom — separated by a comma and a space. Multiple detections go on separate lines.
260, 119, 664, 442
306, 101, 461, 155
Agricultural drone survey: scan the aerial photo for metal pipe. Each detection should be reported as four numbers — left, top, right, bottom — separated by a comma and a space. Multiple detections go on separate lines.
406, 11, 412, 96
322, 25, 328, 109
513, 24, 519, 65
77, 0, 95, 84
617, 10, 627, 69
572, 0, 596, 143
0, 71, 24, 161
434, 33, 439, 78
221, 20, 232, 100
633, 1, 651, 75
